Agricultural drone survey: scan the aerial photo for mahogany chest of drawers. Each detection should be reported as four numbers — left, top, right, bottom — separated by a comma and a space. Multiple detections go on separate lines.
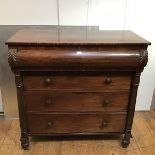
6, 28, 150, 149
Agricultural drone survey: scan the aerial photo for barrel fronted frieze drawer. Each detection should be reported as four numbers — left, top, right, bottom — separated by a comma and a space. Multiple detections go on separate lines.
13, 49, 141, 70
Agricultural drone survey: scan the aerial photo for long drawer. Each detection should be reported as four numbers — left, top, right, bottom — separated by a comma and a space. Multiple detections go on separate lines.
26, 113, 126, 134
24, 91, 129, 112
23, 73, 131, 91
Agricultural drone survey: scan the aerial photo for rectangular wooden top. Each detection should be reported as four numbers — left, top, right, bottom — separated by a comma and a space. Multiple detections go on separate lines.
6, 27, 151, 47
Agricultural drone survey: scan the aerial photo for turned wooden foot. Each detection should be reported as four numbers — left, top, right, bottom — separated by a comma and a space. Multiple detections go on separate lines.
20, 132, 29, 149
122, 130, 132, 148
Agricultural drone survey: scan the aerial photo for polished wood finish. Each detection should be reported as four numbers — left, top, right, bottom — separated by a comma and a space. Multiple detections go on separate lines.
11, 49, 141, 70
23, 73, 131, 91
26, 113, 126, 134
6, 29, 150, 46
24, 91, 129, 112
6, 27, 150, 149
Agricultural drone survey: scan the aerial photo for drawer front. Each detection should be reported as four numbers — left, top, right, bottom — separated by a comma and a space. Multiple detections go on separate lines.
26, 113, 126, 134
23, 73, 131, 91
15, 49, 140, 70
25, 91, 129, 112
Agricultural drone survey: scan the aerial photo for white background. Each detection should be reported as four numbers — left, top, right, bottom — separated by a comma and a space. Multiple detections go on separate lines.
0, 0, 154, 110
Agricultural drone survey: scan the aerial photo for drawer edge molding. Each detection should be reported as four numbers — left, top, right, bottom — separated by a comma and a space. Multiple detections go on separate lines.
25, 111, 127, 115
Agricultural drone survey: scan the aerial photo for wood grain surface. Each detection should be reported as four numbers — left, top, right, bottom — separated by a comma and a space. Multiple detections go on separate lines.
6, 29, 150, 46
26, 113, 126, 134
24, 91, 129, 112
23, 73, 131, 91
15, 49, 141, 70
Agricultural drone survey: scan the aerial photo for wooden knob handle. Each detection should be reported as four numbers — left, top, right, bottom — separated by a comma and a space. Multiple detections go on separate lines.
45, 78, 51, 84
102, 99, 110, 107
47, 121, 53, 128
45, 99, 52, 106
105, 77, 112, 84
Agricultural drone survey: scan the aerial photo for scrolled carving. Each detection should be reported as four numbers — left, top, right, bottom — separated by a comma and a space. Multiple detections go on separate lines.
8, 48, 18, 68
133, 72, 141, 87
139, 50, 148, 71
20, 131, 29, 149
122, 130, 132, 148
15, 74, 23, 88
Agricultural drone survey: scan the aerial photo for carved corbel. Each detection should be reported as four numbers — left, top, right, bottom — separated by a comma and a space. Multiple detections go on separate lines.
139, 50, 148, 72
8, 48, 18, 68
15, 74, 23, 88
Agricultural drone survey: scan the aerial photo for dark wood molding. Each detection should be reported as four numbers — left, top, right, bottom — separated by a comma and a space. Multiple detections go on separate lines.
123, 71, 141, 147
14, 71, 29, 149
